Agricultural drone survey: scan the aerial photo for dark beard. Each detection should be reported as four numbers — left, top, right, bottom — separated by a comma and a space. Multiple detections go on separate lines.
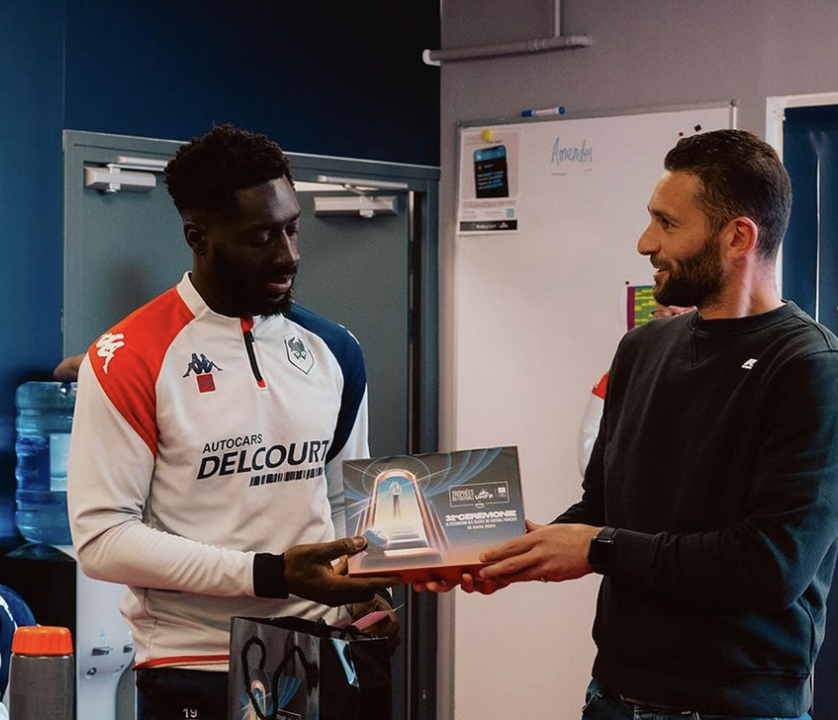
208, 250, 297, 317
653, 234, 724, 308
205, 273, 296, 319
263, 285, 295, 317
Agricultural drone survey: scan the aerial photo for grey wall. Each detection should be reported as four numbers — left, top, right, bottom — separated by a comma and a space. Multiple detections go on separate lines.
437, 1, 838, 717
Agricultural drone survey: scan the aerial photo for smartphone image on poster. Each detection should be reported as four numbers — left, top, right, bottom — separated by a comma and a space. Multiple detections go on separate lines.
473, 145, 509, 198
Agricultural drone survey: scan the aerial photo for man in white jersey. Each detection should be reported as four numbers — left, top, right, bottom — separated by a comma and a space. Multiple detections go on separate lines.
67, 125, 400, 719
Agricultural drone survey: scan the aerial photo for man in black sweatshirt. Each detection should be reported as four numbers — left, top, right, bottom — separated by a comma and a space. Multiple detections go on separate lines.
470, 130, 838, 719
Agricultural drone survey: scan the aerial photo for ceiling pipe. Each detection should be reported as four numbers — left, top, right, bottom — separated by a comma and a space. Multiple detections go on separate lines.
423, 0, 590, 66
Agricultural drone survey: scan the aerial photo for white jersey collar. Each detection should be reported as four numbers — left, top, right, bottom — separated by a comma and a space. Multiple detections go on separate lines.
176, 272, 285, 331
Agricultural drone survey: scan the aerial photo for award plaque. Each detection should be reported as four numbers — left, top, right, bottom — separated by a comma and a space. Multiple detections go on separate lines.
343, 446, 525, 583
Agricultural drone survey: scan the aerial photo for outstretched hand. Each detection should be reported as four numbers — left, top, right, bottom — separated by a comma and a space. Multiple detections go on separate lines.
284, 536, 400, 606
413, 521, 600, 594
477, 520, 600, 586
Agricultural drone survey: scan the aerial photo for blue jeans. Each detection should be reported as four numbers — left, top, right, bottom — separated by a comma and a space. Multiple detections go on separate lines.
581, 679, 812, 720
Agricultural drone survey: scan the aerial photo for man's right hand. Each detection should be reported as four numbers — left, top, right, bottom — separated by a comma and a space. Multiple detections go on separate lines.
284, 536, 400, 606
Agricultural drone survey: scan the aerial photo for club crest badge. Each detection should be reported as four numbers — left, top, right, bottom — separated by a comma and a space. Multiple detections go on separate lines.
284, 335, 314, 375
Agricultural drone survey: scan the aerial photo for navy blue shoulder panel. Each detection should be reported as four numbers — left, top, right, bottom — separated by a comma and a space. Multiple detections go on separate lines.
286, 304, 367, 462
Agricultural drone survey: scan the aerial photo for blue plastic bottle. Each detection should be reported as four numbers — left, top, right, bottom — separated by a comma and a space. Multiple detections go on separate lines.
14, 382, 76, 546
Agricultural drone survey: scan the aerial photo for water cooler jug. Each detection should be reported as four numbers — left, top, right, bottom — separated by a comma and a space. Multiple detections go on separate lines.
1, 381, 135, 719
14, 381, 75, 546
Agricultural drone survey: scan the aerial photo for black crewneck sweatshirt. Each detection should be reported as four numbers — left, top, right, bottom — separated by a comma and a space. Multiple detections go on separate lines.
558, 302, 838, 716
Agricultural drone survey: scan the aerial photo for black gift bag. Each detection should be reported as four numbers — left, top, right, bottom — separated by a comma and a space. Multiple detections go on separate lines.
228, 615, 392, 720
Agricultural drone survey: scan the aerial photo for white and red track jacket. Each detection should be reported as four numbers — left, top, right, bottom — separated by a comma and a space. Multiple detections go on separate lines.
577, 371, 608, 477
68, 273, 368, 669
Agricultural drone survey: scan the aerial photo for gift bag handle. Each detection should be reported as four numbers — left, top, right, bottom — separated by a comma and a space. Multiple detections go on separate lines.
241, 633, 319, 720
242, 636, 279, 720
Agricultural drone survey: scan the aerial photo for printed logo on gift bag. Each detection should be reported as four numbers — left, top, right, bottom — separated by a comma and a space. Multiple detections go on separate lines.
238, 636, 307, 720
241, 667, 270, 720
239, 668, 303, 720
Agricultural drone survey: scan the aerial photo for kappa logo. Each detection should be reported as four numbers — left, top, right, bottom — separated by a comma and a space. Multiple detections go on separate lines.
183, 353, 223, 392
284, 334, 314, 375
96, 333, 125, 374
741, 358, 759, 370
183, 353, 223, 377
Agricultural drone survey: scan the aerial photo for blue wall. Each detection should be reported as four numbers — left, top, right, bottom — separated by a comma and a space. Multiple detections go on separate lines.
0, 0, 440, 544
0, 1, 66, 544
64, 1, 440, 162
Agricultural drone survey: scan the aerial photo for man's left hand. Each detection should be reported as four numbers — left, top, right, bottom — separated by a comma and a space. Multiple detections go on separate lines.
478, 520, 601, 585
351, 595, 401, 655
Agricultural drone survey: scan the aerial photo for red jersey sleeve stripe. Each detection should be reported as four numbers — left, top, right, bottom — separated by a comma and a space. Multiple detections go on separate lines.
89, 287, 195, 458
133, 654, 230, 670
592, 371, 609, 400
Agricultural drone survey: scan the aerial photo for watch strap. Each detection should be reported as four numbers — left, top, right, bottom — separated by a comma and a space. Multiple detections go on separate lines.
587, 526, 618, 575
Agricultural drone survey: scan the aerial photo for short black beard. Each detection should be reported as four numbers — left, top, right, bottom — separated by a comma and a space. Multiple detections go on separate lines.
653, 234, 724, 308
261, 285, 295, 317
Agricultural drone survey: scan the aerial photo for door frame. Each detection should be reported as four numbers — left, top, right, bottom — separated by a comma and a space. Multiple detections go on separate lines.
766, 92, 838, 295
765, 95, 838, 716
64, 129, 441, 720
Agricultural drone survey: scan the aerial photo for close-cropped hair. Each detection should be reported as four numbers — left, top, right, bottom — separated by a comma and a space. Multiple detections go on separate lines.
165, 124, 292, 217
664, 129, 791, 261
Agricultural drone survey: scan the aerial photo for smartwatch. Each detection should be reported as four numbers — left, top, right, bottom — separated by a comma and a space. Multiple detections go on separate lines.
587, 526, 618, 575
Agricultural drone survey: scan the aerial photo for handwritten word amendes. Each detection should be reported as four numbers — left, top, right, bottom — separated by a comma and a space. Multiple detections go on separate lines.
551, 136, 593, 165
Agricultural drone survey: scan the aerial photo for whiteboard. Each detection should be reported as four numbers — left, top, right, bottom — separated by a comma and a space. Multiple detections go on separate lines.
449, 103, 735, 720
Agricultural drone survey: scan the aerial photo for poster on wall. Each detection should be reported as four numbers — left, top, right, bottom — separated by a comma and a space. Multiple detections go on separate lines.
626, 284, 657, 329
457, 127, 520, 234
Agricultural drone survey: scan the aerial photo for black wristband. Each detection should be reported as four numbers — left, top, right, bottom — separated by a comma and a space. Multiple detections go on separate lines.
587, 527, 618, 576
253, 552, 289, 598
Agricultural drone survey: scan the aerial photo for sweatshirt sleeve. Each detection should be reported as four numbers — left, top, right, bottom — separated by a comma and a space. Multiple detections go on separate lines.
68, 354, 257, 597
610, 349, 838, 610
554, 429, 607, 526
